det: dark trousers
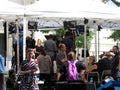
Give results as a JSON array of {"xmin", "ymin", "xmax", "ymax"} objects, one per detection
[
  {"xmin": 0, "ymin": 74, "xmax": 4, "ymax": 90},
  {"xmin": 40, "ymin": 73, "xmax": 51, "ymax": 86},
  {"xmin": 50, "ymin": 55, "xmax": 56, "ymax": 76}
]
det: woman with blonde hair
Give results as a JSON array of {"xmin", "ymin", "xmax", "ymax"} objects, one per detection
[
  {"xmin": 34, "ymin": 39, "xmax": 44, "ymax": 58},
  {"xmin": 19, "ymin": 48, "xmax": 39, "ymax": 90}
]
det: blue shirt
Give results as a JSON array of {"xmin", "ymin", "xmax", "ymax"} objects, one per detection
[
  {"xmin": 111, "ymin": 52, "xmax": 120, "ymax": 79},
  {"xmin": 62, "ymin": 38, "xmax": 72, "ymax": 54},
  {"xmin": 0, "ymin": 55, "xmax": 4, "ymax": 74},
  {"xmin": 19, "ymin": 37, "xmax": 23, "ymax": 57}
]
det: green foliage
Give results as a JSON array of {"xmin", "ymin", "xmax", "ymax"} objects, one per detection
[
  {"xmin": 108, "ymin": 30, "xmax": 120, "ymax": 41},
  {"xmin": 111, "ymin": 0, "xmax": 120, "ymax": 7},
  {"xmin": 55, "ymin": 29, "xmax": 67, "ymax": 37},
  {"xmin": 40, "ymin": 30, "xmax": 50, "ymax": 33},
  {"xmin": 75, "ymin": 31, "xmax": 95, "ymax": 49}
]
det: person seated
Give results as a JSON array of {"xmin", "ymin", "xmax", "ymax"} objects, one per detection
[
  {"xmin": 85, "ymin": 52, "xmax": 114, "ymax": 81},
  {"xmin": 57, "ymin": 51, "xmax": 87, "ymax": 83},
  {"xmin": 87, "ymin": 56, "xmax": 96, "ymax": 67},
  {"xmin": 76, "ymin": 61, "xmax": 88, "ymax": 83},
  {"xmin": 97, "ymin": 51, "xmax": 113, "ymax": 78},
  {"xmin": 86, "ymin": 56, "xmax": 98, "ymax": 73}
]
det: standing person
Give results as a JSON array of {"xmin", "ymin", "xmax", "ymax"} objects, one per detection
[
  {"xmin": 0, "ymin": 54, "xmax": 4, "ymax": 90},
  {"xmin": 62, "ymin": 31, "xmax": 73, "ymax": 55},
  {"xmin": 19, "ymin": 33, "xmax": 23, "ymax": 65},
  {"xmin": 13, "ymin": 33, "xmax": 23, "ymax": 66},
  {"xmin": 34, "ymin": 39, "xmax": 44, "ymax": 58},
  {"xmin": 37, "ymin": 49, "xmax": 52, "ymax": 87},
  {"xmin": 56, "ymin": 43, "xmax": 67, "ymax": 75},
  {"xmin": 19, "ymin": 48, "xmax": 39, "ymax": 90},
  {"xmin": 44, "ymin": 34, "xmax": 57, "ymax": 76},
  {"xmin": 44, "ymin": 34, "xmax": 57, "ymax": 60},
  {"xmin": 111, "ymin": 45, "xmax": 120, "ymax": 80}
]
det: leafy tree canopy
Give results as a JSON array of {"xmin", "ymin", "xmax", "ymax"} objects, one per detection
[
  {"xmin": 108, "ymin": 30, "xmax": 120, "ymax": 41},
  {"xmin": 111, "ymin": 0, "xmax": 120, "ymax": 6},
  {"xmin": 75, "ymin": 31, "xmax": 95, "ymax": 49}
]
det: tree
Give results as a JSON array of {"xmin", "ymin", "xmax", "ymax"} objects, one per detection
[
  {"xmin": 111, "ymin": 0, "xmax": 120, "ymax": 7},
  {"xmin": 101, "ymin": 0, "xmax": 120, "ymax": 7},
  {"xmin": 75, "ymin": 30, "xmax": 95, "ymax": 49},
  {"xmin": 108, "ymin": 30, "xmax": 120, "ymax": 41}
]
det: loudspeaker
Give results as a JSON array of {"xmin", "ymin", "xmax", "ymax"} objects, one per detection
[
  {"xmin": 8, "ymin": 22, "xmax": 16, "ymax": 34},
  {"xmin": 28, "ymin": 21, "xmax": 37, "ymax": 30},
  {"xmin": 63, "ymin": 21, "xmax": 76, "ymax": 30},
  {"xmin": 76, "ymin": 25, "xmax": 84, "ymax": 35}
]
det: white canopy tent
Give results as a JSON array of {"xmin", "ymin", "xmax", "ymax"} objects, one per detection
[
  {"xmin": 0, "ymin": 0, "xmax": 23, "ymax": 14},
  {"xmin": 24, "ymin": 0, "xmax": 120, "ymax": 32},
  {"xmin": 25, "ymin": 0, "xmax": 120, "ymax": 19},
  {"xmin": 0, "ymin": 0, "xmax": 120, "ymax": 65},
  {"xmin": 0, "ymin": 0, "xmax": 119, "ymax": 29},
  {"xmin": 0, "ymin": 0, "xmax": 24, "ymax": 21},
  {"xmin": 0, "ymin": 0, "xmax": 24, "ymax": 72},
  {"xmin": 23, "ymin": 0, "xmax": 120, "ymax": 63}
]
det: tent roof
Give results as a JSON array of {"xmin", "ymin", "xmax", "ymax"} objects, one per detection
[
  {"xmin": 9, "ymin": 0, "xmax": 35, "ymax": 5},
  {"xmin": 0, "ymin": 0, "xmax": 24, "ymax": 21},
  {"xmin": 0, "ymin": 0, "xmax": 120, "ymax": 29},
  {"xmin": 0, "ymin": 0, "xmax": 23, "ymax": 15},
  {"xmin": 24, "ymin": 0, "xmax": 120, "ymax": 29},
  {"xmin": 25, "ymin": 0, "xmax": 120, "ymax": 19}
]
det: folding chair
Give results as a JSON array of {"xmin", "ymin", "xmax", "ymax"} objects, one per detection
[
  {"xmin": 101, "ymin": 70, "xmax": 111, "ymax": 81},
  {"xmin": 86, "ymin": 71, "xmax": 100, "ymax": 88}
]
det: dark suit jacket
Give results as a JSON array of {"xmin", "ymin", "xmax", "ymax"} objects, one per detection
[{"xmin": 97, "ymin": 57, "xmax": 112, "ymax": 77}]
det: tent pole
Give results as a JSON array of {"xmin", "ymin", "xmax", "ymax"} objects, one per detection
[
  {"xmin": 84, "ymin": 24, "xmax": 87, "ymax": 65},
  {"xmin": 16, "ymin": 21, "xmax": 19, "ymax": 73},
  {"xmin": 23, "ymin": 16, "xmax": 27, "ymax": 60},
  {"xmin": 84, "ymin": 18, "xmax": 88, "ymax": 65},
  {"xmin": 97, "ymin": 30, "xmax": 100, "ymax": 61},
  {"xmin": 95, "ymin": 26, "xmax": 99, "ymax": 62},
  {"xmin": 93, "ymin": 21, "xmax": 98, "ymax": 62}
]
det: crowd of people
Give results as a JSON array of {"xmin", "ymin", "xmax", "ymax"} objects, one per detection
[{"xmin": 3, "ymin": 32, "xmax": 120, "ymax": 90}]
